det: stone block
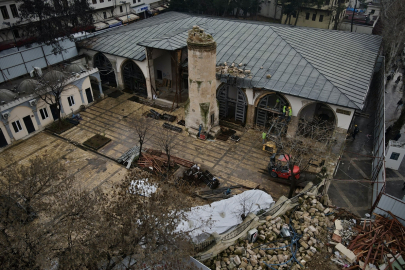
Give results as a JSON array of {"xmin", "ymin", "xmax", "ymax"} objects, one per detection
[{"xmin": 335, "ymin": 243, "xmax": 356, "ymax": 263}]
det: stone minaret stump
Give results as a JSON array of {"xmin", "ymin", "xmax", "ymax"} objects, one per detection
[{"xmin": 185, "ymin": 26, "xmax": 219, "ymax": 136}]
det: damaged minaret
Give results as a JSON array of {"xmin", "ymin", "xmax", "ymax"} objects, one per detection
[{"xmin": 185, "ymin": 26, "xmax": 219, "ymax": 136}]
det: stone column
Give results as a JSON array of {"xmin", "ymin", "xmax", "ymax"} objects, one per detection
[
  {"xmin": 98, "ymin": 81, "xmax": 104, "ymax": 98},
  {"xmin": 146, "ymin": 48, "xmax": 156, "ymax": 100},
  {"xmin": 286, "ymin": 116, "xmax": 298, "ymax": 138},
  {"xmin": 185, "ymin": 26, "xmax": 219, "ymax": 135},
  {"xmin": 246, "ymin": 104, "xmax": 256, "ymax": 128}
]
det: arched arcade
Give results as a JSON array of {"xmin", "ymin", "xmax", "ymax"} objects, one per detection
[
  {"xmin": 121, "ymin": 60, "xmax": 147, "ymax": 97},
  {"xmin": 93, "ymin": 53, "xmax": 117, "ymax": 87},
  {"xmin": 216, "ymin": 84, "xmax": 248, "ymax": 125}
]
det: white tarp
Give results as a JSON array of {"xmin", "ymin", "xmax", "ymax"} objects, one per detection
[
  {"xmin": 118, "ymin": 14, "xmax": 139, "ymax": 23},
  {"xmin": 94, "ymin": 22, "xmax": 108, "ymax": 31},
  {"xmin": 176, "ymin": 190, "xmax": 274, "ymax": 243}
]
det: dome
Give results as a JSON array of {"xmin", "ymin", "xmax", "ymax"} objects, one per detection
[
  {"xmin": 42, "ymin": 70, "xmax": 66, "ymax": 82},
  {"xmin": 17, "ymin": 79, "xmax": 40, "ymax": 94},
  {"xmin": 65, "ymin": 63, "xmax": 86, "ymax": 73},
  {"xmin": 0, "ymin": 89, "xmax": 17, "ymax": 103}
]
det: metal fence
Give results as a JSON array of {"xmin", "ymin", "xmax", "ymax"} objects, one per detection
[
  {"xmin": 370, "ymin": 57, "xmax": 405, "ymax": 226},
  {"xmin": 0, "ymin": 39, "xmax": 78, "ymax": 83}
]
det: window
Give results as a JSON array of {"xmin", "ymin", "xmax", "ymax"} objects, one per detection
[
  {"xmin": 157, "ymin": 70, "xmax": 163, "ymax": 80},
  {"xmin": 305, "ymin": 13, "xmax": 310, "ymax": 20},
  {"xmin": 39, "ymin": 108, "xmax": 49, "ymax": 120},
  {"xmin": 133, "ymin": 0, "xmax": 136, "ymax": 3},
  {"xmin": 319, "ymin": 15, "xmax": 324, "ymax": 22},
  {"xmin": 12, "ymin": 120, "xmax": 22, "ymax": 133},
  {"xmin": 13, "ymin": 29, "xmax": 20, "ymax": 38},
  {"xmin": 120, "ymin": 6, "xmax": 123, "ymax": 13},
  {"xmin": 103, "ymin": 11, "xmax": 107, "ymax": 19},
  {"xmin": 10, "ymin": 4, "xmax": 18, "ymax": 18},
  {"xmin": 100, "ymin": 0, "xmax": 104, "ymax": 3},
  {"xmin": 390, "ymin": 152, "xmax": 400, "ymax": 161},
  {"xmin": 312, "ymin": 14, "xmax": 316, "ymax": 21},
  {"xmin": 371, "ymin": 9, "xmax": 375, "ymax": 14},
  {"xmin": 138, "ymin": 0, "xmax": 141, "ymax": 3},
  {"xmin": 0, "ymin": 6, "xmax": 9, "ymax": 20},
  {"xmin": 68, "ymin": 96, "xmax": 75, "ymax": 107},
  {"xmin": 92, "ymin": 0, "xmax": 97, "ymax": 4}
]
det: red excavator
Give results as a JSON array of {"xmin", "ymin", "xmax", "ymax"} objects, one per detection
[{"xmin": 267, "ymin": 154, "xmax": 300, "ymax": 180}]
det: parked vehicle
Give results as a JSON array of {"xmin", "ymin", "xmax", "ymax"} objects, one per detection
[{"xmin": 267, "ymin": 154, "xmax": 300, "ymax": 180}]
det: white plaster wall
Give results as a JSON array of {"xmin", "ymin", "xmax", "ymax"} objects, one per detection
[
  {"xmin": 8, "ymin": 106, "xmax": 38, "ymax": 140},
  {"xmin": 36, "ymin": 99, "xmax": 54, "ymax": 126},
  {"xmin": 60, "ymin": 85, "xmax": 82, "ymax": 115},
  {"xmin": 0, "ymin": 121, "xmax": 11, "ymax": 145},
  {"xmin": 386, "ymin": 144, "xmax": 405, "ymax": 170},
  {"xmin": 81, "ymin": 77, "xmax": 94, "ymax": 105},
  {"xmin": 153, "ymin": 52, "xmax": 172, "ymax": 81},
  {"xmin": 245, "ymin": 88, "xmax": 254, "ymax": 104}
]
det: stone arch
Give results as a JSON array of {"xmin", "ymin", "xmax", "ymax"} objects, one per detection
[
  {"xmin": 297, "ymin": 101, "xmax": 338, "ymax": 127},
  {"xmin": 216, "ymin": 84, "xmax": 248, "ymax": 125},
  {"xmin": 120, "ymin": 59, "xmax": 147, "ymax": 97},
  {"xmin": 255, "ymin": 92, "xmax": 291, "ymax": 127},
  {"xmin": 93, "ymin": 53, "xmax": 117, "ymax": 87}
]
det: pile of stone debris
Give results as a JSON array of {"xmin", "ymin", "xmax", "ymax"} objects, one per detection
[{"xmin": 204, "ymin": 194, "xmax": 338, "ymax": 270}]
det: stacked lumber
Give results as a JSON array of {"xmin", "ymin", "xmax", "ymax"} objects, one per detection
[
  {"xmin": 347, "ymin": 212, "xmax": 405, "ymax": 268},
  {"xmin": 137, "ymin": 149, "xmax": 195, "ymax": 172}
]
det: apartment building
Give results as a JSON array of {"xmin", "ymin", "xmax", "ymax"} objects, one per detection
[{"xmin": 280, "ymin": 0, "xmax": 350, "ymax": 29}]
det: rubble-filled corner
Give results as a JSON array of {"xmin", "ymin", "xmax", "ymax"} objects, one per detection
[{"xmin": 201, "ymin": 189, "xmax": 405, "ymax": 270}]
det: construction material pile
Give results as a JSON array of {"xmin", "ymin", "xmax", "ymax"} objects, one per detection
[
  {"xmin": 204, "ymin": 194, "xmax": 338, "ymax": 270},
  {"xmin": 137, "ymin": 149, "xmax": 194, "ymax": 173},
  {"xmin": 344, "ymin": 213, "xmax": 405, "ymax": 269},
  {"xmin": 117, "ymin": 146, "xmax": 140, "ymax": 168}
]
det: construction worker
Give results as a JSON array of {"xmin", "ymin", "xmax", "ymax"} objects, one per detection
[
  {"xmin": 262, "ymin": 131, "xmax": 267, "ymax": 144},
  {"xmin": 283, "ymin": 105, "xmax": 287, "ymax": 116},
  {"xmin": 274, "ymin": 98, "xmax": 280, "ymax": 109},
  {"xmin": 288, "ymin": 107, "xmax": 292, "ymax": 121},
  {"xmin": 352, "ymin": 125, "xmax": 360, "ymax": 140}
]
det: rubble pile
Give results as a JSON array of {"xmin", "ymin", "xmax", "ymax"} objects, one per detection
[
  {"xmin": 216, "ymin": 62, "xmax": 253, "ymax": 79},
  {"xmin": 205, "ymin": 194, "xmax": 336, "ymax": 270},
  {"xmin": 344, "ymin": 213, "xmax": 405, "ymax": 269}
]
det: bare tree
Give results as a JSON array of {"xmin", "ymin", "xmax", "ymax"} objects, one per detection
[
  {"xmin": 270, "ymin": 117, "xmax": 335, "ymax": 198},
  {"xmin": 1, "ymin": 158, "xmax": 201, "ymax": 269},
  {"xmin": 380, "ymin": 0, "xmax": 405, "ymax": 73},
  {"xmin": 32, "ymin": 68, "xmax": 74, "ymax": 127},
  {"xmin": 91, "ymin": 169, "xmax": 200, "ymax": 269},
  {"xmin": 155, "ymin": 124, "xmax": 178, "ymax": 173},
  {"xmin": 0, "ymin": 154, "xmax": 79, "ymax": 269},
  {"xmin": 128, "ymin": 116, "xmax": 154, "ymax": 159},
  {"xmin": 17, "ymin": 0, "xmax": 94, "ymax": 54}
]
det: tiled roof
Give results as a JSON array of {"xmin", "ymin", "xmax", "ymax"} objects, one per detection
[{"xmin": 77, "ymin": 12, "xmax": 382, "ymax": 109}]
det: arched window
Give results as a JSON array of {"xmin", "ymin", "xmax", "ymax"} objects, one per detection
[
  {"xmin": 216, "ymin": 84, "xmax": 247, "ymax": 125},
  {"xmin": 93, "ymin": 53, "xmax": 117, "ymax": 87},
  {"xmin": 122, "ymin": 60, "xmax": 147, "ymax": 97}
]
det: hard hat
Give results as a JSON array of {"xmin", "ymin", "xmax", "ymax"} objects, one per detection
[
  {"xmin": 288, "ymin": 106, "xmax": 291, "ymax": 109},
  {"xmin": 355, "ymin": 125, "xmax": 357, "ymax": 127}
]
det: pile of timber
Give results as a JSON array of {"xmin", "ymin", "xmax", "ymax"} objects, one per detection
[
  {"xmin": 347, "ymin": 212, "xmax": 405, "ymax": 268},
  {"xmin": 137, "ymin": 149, "xmax": 195, "ymax": 172}
]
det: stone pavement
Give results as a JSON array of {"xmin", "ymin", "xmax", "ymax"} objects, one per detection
[
  {"xmin": 0, "ymin": 132, "xmax": 127, "ymax": 191},
  {"xmin": 59, "ymin": 92, "xmax": 290, "ymax": 200}
]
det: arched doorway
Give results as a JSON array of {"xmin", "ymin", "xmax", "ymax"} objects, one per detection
[
  {"xmin": 122, "ymin": 60, "xmax": 147, "ymax": 97},
  {"xmin": 298, "ymin": 102, "xmax": 336, "ymax": 136},
  {"xmin": 255, "ymin": 93, "xmax": 289, "ymax": 127},
  {"xmin": 216, "ymin": 84, "xmax": 247, "ymax": 125},
  {"xmin": 93, "ymin": 53, "xmax": 117, "ymax": 87}
]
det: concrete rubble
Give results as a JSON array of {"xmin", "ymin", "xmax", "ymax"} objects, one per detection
[{"xmin": 204, "ymin": 194, "xmax": 336, "ymax": 270}]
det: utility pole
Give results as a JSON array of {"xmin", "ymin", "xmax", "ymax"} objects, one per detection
[
  {"xmin": 350, "ymin": 0, "xmax": 357, "ymax": 32},
  {"xmin": 120, "ymin": 1, "xmax": 129, "ymax": 23}
]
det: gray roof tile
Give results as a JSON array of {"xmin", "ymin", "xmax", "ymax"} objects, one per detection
[{"xmin": 77, "ymin": 12, "xmax": 382, "ymax": 109}]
